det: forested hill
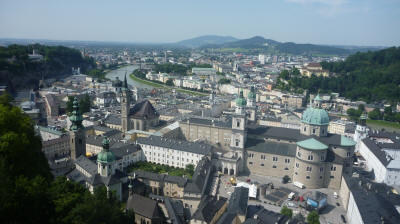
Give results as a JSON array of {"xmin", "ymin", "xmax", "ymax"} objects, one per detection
[
  {"xmin": 277, "ymin": 47, "xmax": 400, "ymax": 103},
  {"xmin": 0, "ymin": 44, "xmax": 95, "ymax": 93}
]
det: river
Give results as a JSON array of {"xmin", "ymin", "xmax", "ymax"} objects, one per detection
[{"xmin": 105, "ymin": 65, "xmax": 153, "ymax": 90}]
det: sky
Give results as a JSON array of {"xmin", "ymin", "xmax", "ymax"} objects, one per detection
[{"xmin": 0, "ymin": 0, "xmax": 399, "ymax": 46}]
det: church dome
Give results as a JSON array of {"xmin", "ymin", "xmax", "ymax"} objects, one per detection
[
  {"xmin": 236, "ymin": 90, "xmax": 247, "ymax": 107},
  {"xmin": 301, "ymin": 107, "xmax": 329, "ymax": 126},
  {"xmin": 97, "ymin": 137, "xmax": 115, "ymax": 163}
]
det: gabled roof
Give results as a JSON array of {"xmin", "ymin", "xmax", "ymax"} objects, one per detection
[
  {"xmin": 126, "ymin": 194, "xmax": 163, "ymax": 220},
  {"xmin": 129, "ymin": 100, "xmax": 158, "ymax": 119},
  {"xmin": 228, "ymin": 187, "xmax": 249, "ymax": 216},
  {"xmin": 297, "ymin": 138, "xmax": 328, "ymax": 150},
  {"xmin": 191, "ymin": 196, "xmax": 227, "ymax": 223}
]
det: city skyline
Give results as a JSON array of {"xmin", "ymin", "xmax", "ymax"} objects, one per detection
[{"xmin": 1, "ymin": 0, "xmax": 400, "ymax": 46}]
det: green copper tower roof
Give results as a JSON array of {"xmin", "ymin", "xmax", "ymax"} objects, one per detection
[
  {"xmin": 297, "ymin": 138, "xmax": 328, "ymax": 150},
  {"xmin": 97, "ymin": 137, "xmax": 115, "ymax": 163},
  {"xmin": 247, "ymin": 86, "xmax": 256, "ymax": 100},
  {"xmin": 314, "ymin": 94, "xmax": 323, "ymax": 102},
  {"xmin": 340, "ymin": 135, "xmax": 356, "ymax": 147},
  {"xmin": 69, "ymin": 97, "xmax": 83, "ymax": 131},
  {"xmin": 236, "ymin": 89, "xmax": 247, "ymax": 107}
]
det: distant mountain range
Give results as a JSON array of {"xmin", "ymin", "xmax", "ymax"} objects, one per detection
[
  {"xmin": 175, "ymin": 35, "xmax": 238, "ymax": 48},
  {"xmin": 176, "ymin": 35, "xmax": 386, "ymax": 55}
]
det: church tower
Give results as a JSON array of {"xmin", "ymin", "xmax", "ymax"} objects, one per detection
[
  {"xmin": 246, "ymin": 86, "xmax": 257, "ymax": 122},
  {"xmin": 97, "ymin": 137, "xmax": 116, "ymax": 177},
  {"xmin": 354, "ymin": 112, "xmax": 368, "ymax": 151},
  {"xmin": 69, "ymin": 97, "xmax": 86, "ymax": 160},
  {"xmin": 121, "ymin": 74, "xmax": 131, "ymax": 133},
  {"xmin": 231, "ymin": 90, "xmax": 247, "ymax": 156}
]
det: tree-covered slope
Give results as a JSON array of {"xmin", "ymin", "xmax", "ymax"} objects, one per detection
[
  {"xmin": 0, "ymin": 44, "xmax": 95, "ymax": 93},
  {"xmin": 277, "ymin": 47, "xmax": 400, "ymax": 103}
]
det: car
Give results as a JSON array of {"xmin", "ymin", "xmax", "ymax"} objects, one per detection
[{"xmin": 341, "ymin": 215, "xmax": 347, "ymax": 223}]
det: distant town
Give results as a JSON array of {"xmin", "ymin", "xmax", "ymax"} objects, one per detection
[{"xmin": 1, "ymin": 38, "xmax": 400, "ymax": 224}]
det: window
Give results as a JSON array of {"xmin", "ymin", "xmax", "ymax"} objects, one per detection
[
  {"xmin": 331, "ymin": 166, "xmax": 336, "ymax": 171},
  {"xmin": 249, "ymin": 162, "xmax": 253, "ymax": 165},
  {"xmin": 306, "ymin": 167, "xmax": 312, "ymax": 172},
  {"xmin": 284, "ymin": 167, "xmax": 289, "ymax": 170},
  {"xmin": 237, "ymin": 121, "xmax": 240, "ymax": 127},
  {"xmin": 304, "ymin": 127, "xmax": 306, "ymax": 132},
  {"xmin": 306, "ymin": 176, "xmax": 310, "ymax": 179},
  {"xmin": 297, "ymin": 152, "xmax": 301, "ymax": 157},
  {"xmin": 295, "ymin": 172, "xmax": 298, "ymax": 175},
  {"xmin": 330, "ymin": 176, "xmax": 335, "ymax": 179},
  {"xmin": 313, "ymin": 129, "xmax": 316, "ymax": 134},
  {"xmin": 261, "ymin": 155, "xmax": 266, "ymax": 160},
  {"xmin": 320, "ymin": 176, "xmax": 323, "ymax": 179},
  {"xmin": 296, "ymin": 163, "xmax": 299, "ymax": 168},
  {"xmin": 285, "ymin": 159, "xmax": 290, "ymax": 163},
  {"xmin": 308, "ymin": 155, "xmax": 314, "ymax": 160},
  {"xmin": 320, "ymin": 167, "xmax": 324, "ymax": 172},
  {"xmin": 322, "ymin": 129, "xmax": 325, "ymax": 134},
  {"xmin": 347, "ymin": 152, "xmax": 351, "ymax": 157},
  {"xmin": 321, "ymin": 155, "xmax": 325, "ymax": 161},
  {"xmin": 261, "ymin": 163, "xmax": 264, "ymax": 166},
  {"xmin": 273, "ymin": 157, "xmax": 278, "ymax": 161},
  {"xmin": 272, "ymin": 165, "xmax": 277, "ymax": 168}
]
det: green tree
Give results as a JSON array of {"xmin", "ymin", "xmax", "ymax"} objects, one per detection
[
  {"xmin": 166, "ymin": 79, "xmax": 174, "ymax": 86},
  {"xmin": 358, "ymin": 104, "xmax": 365, "ymax": 112},
  {"xmin": 0, "ymin": 95, "xmax": 53, "ymax": 223},
  {"xmin": 368, "ymin": 108, "xmax": 381, "ymax": 120},
  {"xmin": 307, "ymin": 211, "xmax": 320, "ymax": 224},
  {"xmin": 280, "ymin": 206, "xmax": 293, "ymax": 218},
  {"xmin": 185, "ymin": 164, "xmax": 195, "ymax": 177},
  {"xmin": 218, "ymin": 78, "xmax": 231, "ymax": 84},
  {"xmin": 347, "ymin": 108, "xmax": 362, "ymax": 121}
]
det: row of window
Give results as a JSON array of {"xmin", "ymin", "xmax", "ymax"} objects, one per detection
[{"xmin": 294, "ymin": 172, "xmax": 335, "ymax": 179}]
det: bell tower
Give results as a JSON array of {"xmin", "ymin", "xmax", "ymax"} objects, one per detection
[
  {"xmin": 231, "ymin": 90, "xmax": 247, "ymax": 154},
  {"xmin": 69, "ymin": 97, "xmax": 86, "ymax": 160},
  {"xmin": 121, "ymin": 73, "xmax": 131, "ymax": 133}
]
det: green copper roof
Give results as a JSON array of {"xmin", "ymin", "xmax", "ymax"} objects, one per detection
[
  {"xmin": 297, "ymin": 138, "xmax": 328, "ymax": 150},
  {"xmin": 236, "ymin": 90, "xmax": 247, "ymax": 107},
  {"xmin": 97, "ymin": 137, "xmax": 115, "ymax": 163},
  {"xmin": 301, "ymin": 107, "xmax": 330, "ymax": 126},
  {"xmin": 247, "ymin": 86, "xmax": 256, "ymax": 100},
  {"xmin": 314, "ymin": 94, "xmax": 323, "ymax": 102},
  {"xmin": 341, "ymin": 135, "xmax": 356, "ymax": 147},
  {"xmin": 69, "ymin": 97, "xmax": 83, "ymax": 131}
]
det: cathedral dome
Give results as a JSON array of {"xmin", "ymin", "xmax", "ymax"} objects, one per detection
[{"xmin": 301, "ymin": 107, "xmax": 329, "ymax": 126}]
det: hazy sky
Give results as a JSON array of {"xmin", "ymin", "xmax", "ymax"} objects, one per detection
[{"xmin": 1, "ymin": 0, "xmax": 399, "ymax": 46}]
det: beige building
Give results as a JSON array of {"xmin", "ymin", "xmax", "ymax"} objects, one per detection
[
  {"xmin": 281, "ymin": 94, "xmax": 305, "ymax": 109},
  {"xmin": 328, "ymin": 119, "xmax": 355, "ymax": 135},
  {"xmin": 179, "ymin": 117, "xmax": 233, "ymax": 150},
  {"xmin": 246, "ymin": 95, "xmax": 356, "ymax": 189}
]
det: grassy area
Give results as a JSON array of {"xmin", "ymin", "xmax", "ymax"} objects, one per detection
[
  {"xmin": 129, "ymin": 74, "xmax": 208, "ymax": 96},
  {"xmin": 127, "ymin": 161, "xmax": 194, "ymax": 179},
  {"xmin": 367, "ymin": 119, "xmax": 400, "ymax": 131}
]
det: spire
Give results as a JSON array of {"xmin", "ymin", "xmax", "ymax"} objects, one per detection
[
  {"xmin": 69, "ymin": 97, "xmax": 83, "ymax": 131},
  {"xmin": 123, "ymin": 72, "xmax": 128, "ymax": 89},
  {"xmin": 102, "ymin": 136, "xmax": 110, "ymax": 151}
]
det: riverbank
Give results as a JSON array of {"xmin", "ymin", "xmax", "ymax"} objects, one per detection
[{"xmin": 129, "ymin": 74, "xmax": 208, "ymax": 96}]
